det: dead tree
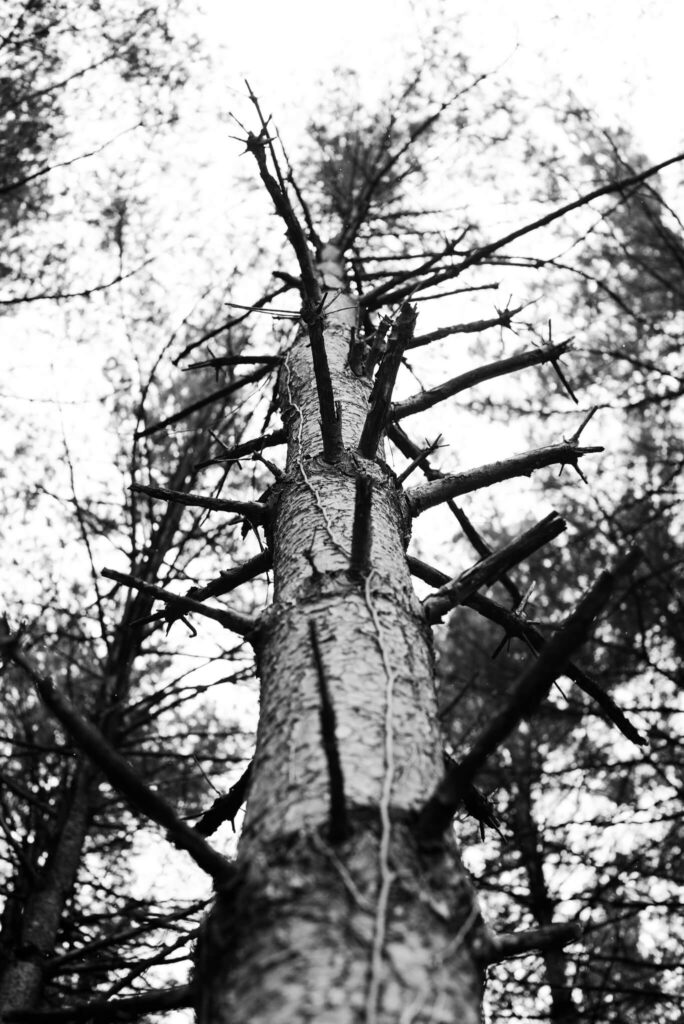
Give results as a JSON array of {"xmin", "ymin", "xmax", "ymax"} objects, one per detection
[{"xmin": 3, "ymin": 89, "xmax": 681, "ymax": 1024}]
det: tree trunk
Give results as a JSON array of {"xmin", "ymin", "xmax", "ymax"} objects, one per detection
[
  {"xmin": 199, "ymin": 248, "xmax": 486, "ymax": 1024},
  {"xmin": 0, "ymin": 765, "xmax": 94, "ymax": 1015}
]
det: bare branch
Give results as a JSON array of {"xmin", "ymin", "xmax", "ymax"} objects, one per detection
[
  {"xmin": 3, "ymin": 637, "xmax": 233, "ymax": 881},
  {"xmin": 4, "ymin": 984, "xmax": 195, "ymax": 1023},
  {"xmin": 101, "ymin": 568, "xmax": 255, "ymax": 638},
  {"xmin": 131, "ymin": 482, "xmax": 267, "ymax": 524},
  {"xmin": 138, "ymin": 552, "xmax": 272, "ymax": 627},
  {"xmin": 485, "ymin": 922, "xmax": 583, "ymax": 964},
  {"xmin": 423, "ymin": 512, "xmax": 566, "ymax": 623},
  {"xmin": 408, "ymin": 555, "xmax": 646, "ymax": 746},
  {"xmin": 394, "ymin": 339, "xmax": 572, "ymax": 421},
  {"xmin": 194, "ymin": 762, "xmax": 253, "ymax": 837},
  {"xmin": 406, "ymin": 440, "xmax": 603, "ymax": 517},
  {"xmin": 358, "ymin": 302, "xmax": 417, "ymax": 459},
  {"xmin": 196, "ymin": 427, "xmax": 287, "ymax": 468},
  {"xmin": 406, "ymin": 305, "xmax": 526, "ymax": 352},
  {"xmin": 183, "ymin": 355, "xmax": 282, "ymax": 371},
  {"xmin": 416, "ymin": 549, "xmax": 643, "ymax": 843},
  {"xmin": 362, "ymin": 151, "xmax": 684, "ymax": 310},
  {"xmin": 136, "ymin": 364, "xmax": 273, "ymax": 439}
]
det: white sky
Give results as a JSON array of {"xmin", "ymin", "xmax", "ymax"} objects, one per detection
[{"xmin": 203, "ymin": 0, "xmax": 682, "ymax": 162}]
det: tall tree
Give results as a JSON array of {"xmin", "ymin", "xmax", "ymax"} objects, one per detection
[{"xmin": 3, "ymin": 74, "xmax": 683, "ymax": 1024}]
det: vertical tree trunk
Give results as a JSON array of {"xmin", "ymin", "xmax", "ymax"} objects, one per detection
[
  {"xmin": 199, "ymin": 248, "xmax": 486, "ymax": 1024},
  {"xmin": 0, "ymin": 766, "xmax": 94, "ymax": 1015}
]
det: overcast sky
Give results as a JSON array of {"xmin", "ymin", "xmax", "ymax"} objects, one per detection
[{"xmin": 204, "ymin": 0, "xmax": 681, "ymax": 162}]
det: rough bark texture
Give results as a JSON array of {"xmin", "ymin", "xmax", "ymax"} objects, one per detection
[{"xmin": 199, "ymin": 248, "xmax": 486, "ymax": 1024}]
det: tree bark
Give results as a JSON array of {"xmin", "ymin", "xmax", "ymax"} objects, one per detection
[{"xmin": 199, "ymin": 247, "xmax": 486, "ymax": 1024}]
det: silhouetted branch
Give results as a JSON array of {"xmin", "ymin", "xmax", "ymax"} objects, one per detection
[
  {"xmin": 3, "ymin": 636, "xmax": 233, "ymax": 882},
  {"xmin": 136, "ymin": 364, "xmax": 273, "ymax": 439},
  {"xmin": 393, "ymin": 339, "xmax": 572, "ymax": 421},
  {"xmin": 359, "ymin": 302, "xmax": 417, "ymax": 459},
  {"xmin": 485, "ymin": 922, "xmax": 583, "ymax": 964},
  {"xmin": 173, "ymin": 281, "xmax": 294, "ymax": 364},
  {"xmin": 131, "ymin": 483, "xmax": 267, "ymax": 524},
  {"xmin": 406, "ymin": 305, "xmax": 526, "ymax": 351},
  {"xmin": 423, "ymin": 512, "xmax": 566, "ymax": 623},
  {"xmin": 195, "ymin": 762, "xmax": 253, "ymax": 836},
  {"xmin": 406, "ymin": 440, "xmax": 603, "ymax": 517},
  {"xmin": 362, "ymin": 151, "xmax": 684, "ymax": 310},
  {"xmin": 101, "ymin": 568, "xmax": 255, "ymax": 637},
  {"xmin": 183, "ymin": 355, "xmax": 282, "ymax": 371},
  {"xmin": 4, "ymin": 984, "xmax": 195, "ymax": 1022},
  {"xmin": 196, "ymin": 427, "xmax": 287, "ymax": 468},
  {"xmin": 416, "ymin": 549, "xmax": 643, "ymax": 843},
  {"xmin": 408, "ymin": 555, "xmax": 646, "ymax": 747},
  {"xmin": 308, "ymin": 314, "xmax": 344, "ymax": 462},
  {"xmin": 138, "ymin": 552, "xmax": 272, "ymax": 627}
]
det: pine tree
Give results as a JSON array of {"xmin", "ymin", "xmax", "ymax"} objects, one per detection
[{"xmin": 3, "ymin": 79, "xmax": 683, "ymax": 1024}]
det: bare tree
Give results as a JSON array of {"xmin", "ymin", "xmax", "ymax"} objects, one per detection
[{"xmin": 3, "ymin": 75, "xmax": 683, "ymax": 1024}]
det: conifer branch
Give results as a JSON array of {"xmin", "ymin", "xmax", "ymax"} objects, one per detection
[
  {"xmin": 406, "ymin": 440, "xmax": 603, "ymax": 517},
  {"xmin": 362, "ymin": 151, "xmax": 684, "ymax": 310},
  {"xmin": 408, "ymin": 556, "xmax": 645, "ymax": 747},
  {"xmin": 138, "ymin": 552, "xmax": 272, "ymax": 627},
  {"xmin": 195, "ymin": 427, "xmax": 287, "ymax": 468},
  {"xmin": 4, "ymin": 984, "xmax": 196, "ymax": 1022},
  {"xmin": 393, "ymin": 339, "xmax": 572, "ymax": 421},
  {"xmin": 136, "ymin": 364, "xmax": 273, "ymax": 438},
  {"xmin": 3, "ymin": 639, "xmax": 233, "ymax": 882},
  {"xmin": 416, "ymin": 549, "xmax": 642, "ymax": 843},
  {"xmin": 485, "ymin": 922, "xmax": 583, "ymax": 964},
  {"xmin": 131, "ymin": 483, "xmax": 267, "ymax": 524},
  {"xmin": 358, "ymin": 302, "xmax": 417, "ymax": 459},
  {"xmin": 350, "ymin": 476, "xmax": 374, "ymax": 578},
  {"xmin": 406, "ymin": 305, "xmax": 527, "ymax": 351},
  {"xmin": 194, "ymin": 762, "xmax": 253, "ymax": 836},
  {"xmin": 423, "ymin": 512, "xmax": 566, "ymax": 623},
  {"xmin": 101, "ymin": 568, "xmax": 255, "ymax": 637},
  {"xmin": 183, "ymin": 355, "xmax": 282, "ymax": 371}
]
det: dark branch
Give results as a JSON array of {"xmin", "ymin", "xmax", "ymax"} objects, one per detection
[
  {"xmin": 393, "ymin": 339, "xmax": 572, "ymax": 422},
  {"xmin": 406, "ymin": 440, "xmax": 603, "ymax": 517},
  {"xmin": 349, "ymin": 476, "xmax": 374, "ymax": 578},
  {"xmin": 408, "ymin": 556, "xmax": 645, "ymax": 747},
  {"xmin": 406, "ymin": 305, "xmax": 526, "ymax": 352},
  {"xmin": 362, "ymin": 151, "xmax": 684, "ymax": 309},
  {"xmin": 183, "ymin": 355, "xmax": 282, "ymax": 371},
  {"xmin": 140, "ymin": 552, "xmax": 272, "ymax": 627},
  {"xmin": 4, "ymin": 984, "xmax": 195, "ymax": 1023},
  {"xmin": 5, "ymin": 640, "xmax": 233, "ymax": 881},
  {"xmin": 196, "ymin": 427, "xmax": 287, "ymax": 468},
  {"xmin": 307, "ymin": 313, "xmax": 344, "ymax": 462},
  {"xmin": 358, "ymin": 302, "xmax": 417, "ymax": 459},
  {"xmin": 416, "ymin": 549, "xmax": 643, "ymax": 843},
  {"xmin": 194, "ymin": 762, "xmax": 253, "ymax": 836},
  {"xmin": 101, "ymin": 568, "xmax": 255, "ymax": 637},
  {"xmin": 423, "ymin": 512, "xmax": 566, "ymax": 623},
  {"xmin": 310, "ymin": 620, "xmax": 349, "ymax": 843},
  {"xmin": 131, "ymin": 482, "xmax": 267, "ymax": 524},
  {"xmin": 485, "ymin": 923, "xmax": 583, "ymax": 964},
  {"xmin": 136, "ymin": 364, "xmax": 273, "ymax": 439}
]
